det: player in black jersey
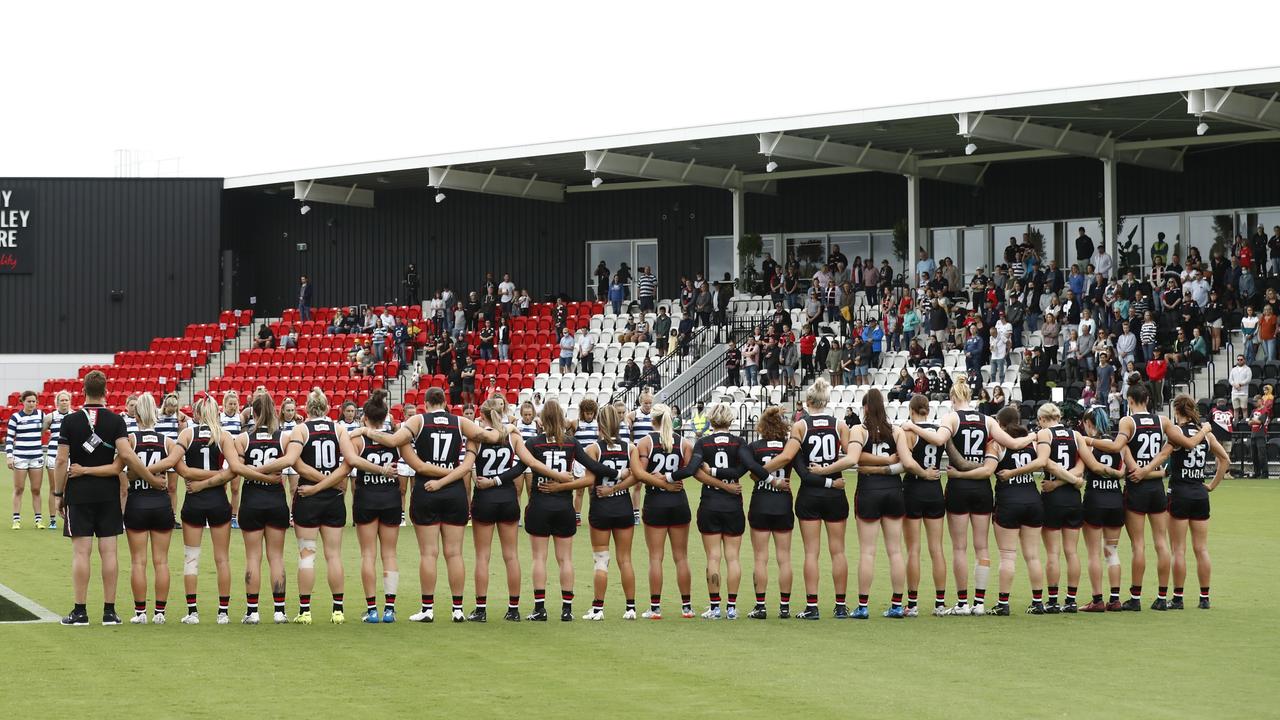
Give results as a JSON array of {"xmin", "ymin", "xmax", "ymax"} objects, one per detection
[
  {"xmin": 507, "ymin": 399, "xmax": 618, "ymax": 621},
  {"xmin": 691, "ymin": 404, "xmax": 749, "ymax": 620},
  {"xmin": 815, "ymin": 390, "xmax": 934, "ymax": 618},
  {"xmin": 582, "ymin": 404, "xmax": 639, "ymax": 621},
  {"xmin": 255, "ymin": 389, "xmax": 355, "ymax": 624},
  {"xmin": 345, "ymin": 392, "xmax": 405, "ymax": 623},
  {"xmin": 1092, "ymin": 384, "xmax": 1210, "ymax": 610},
  {"xmin": 1029, "ymin": 403, "xmax": 1123, "ymax": 614},
  {"xmin": 740, "ymin": 408, "xmax": 796, "ymax": 619},
  {"xmin": 905, "ymin": 376, "xmax": 1031, "ymax": 616},
  {"xmin": 363, "ymin": 387, "xmax": 500, "ymax": 623},
  {"xmin": 1131, "ymin": 395, "xmax": 1229, "ymax": 610},
  {"xmin": 901, "ymin": 394, "xmax": 949, "ymax": 616},
  {"xmin": 170, "ymin": 394, "xmax": 239, "ymax": 624},
  {"xmin": 761, "ymin": 379, "xmax": 859, "ymax": 620},
  {"xmin": 467, "ymin": 399, "xmax": 523, "ymax": 622},
  {"xmin": 631, "ymin": 403, "xmax": 702, "ymax": 619},
  {"xmin": 231, "ymin": 392, "xmax": 293, "ymax": 624},
  {"xmin": 1078, "ymin": 408, "xmax": 1128, "ymax": 612},
  {"xmin": 67, "ymin": 393, "xmax": 180, "ymax": 624}
]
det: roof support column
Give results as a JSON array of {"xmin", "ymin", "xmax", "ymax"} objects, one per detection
[
  {"xmin": 907, "ymin": 175, "xmax": 922, "ymax": 272},
  {"xmin": 731, "ymin": 188, "xmax": 745, "ymax": 281},
  {"xmin": 1102, "ymin": 158, "xmax": 1118, "ymax": 271}
]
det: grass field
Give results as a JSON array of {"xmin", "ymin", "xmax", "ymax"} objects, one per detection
[{"xmin": 1, "ymin": 467, "xmax": 1277, "ymax": 719}]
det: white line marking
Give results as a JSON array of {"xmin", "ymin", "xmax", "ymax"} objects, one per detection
[{"xmin": 0, "ymin": 580, "xmax": 59, "ymax": 623}]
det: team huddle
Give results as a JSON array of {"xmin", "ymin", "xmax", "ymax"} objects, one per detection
[{"xmin": 33, "ymin": 369, "xmax": 1226, "ymax": 626}]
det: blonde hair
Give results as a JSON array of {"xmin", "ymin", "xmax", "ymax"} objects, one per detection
[
  {"xmin": 134, "ymin": 392, "xmax": 158, "ymax": 430},
  {"xmin": 306, "ymin": 387, "xmax": 329, "ymax": 418},
  {"xmin": 252, "ymin": 392, "xmax": 279, "ymax": 434},
  {"xmin": 707, "ymin": 403, "xmax": 734, "ymax": 429},
  {"xmin": 222, "ymin": 390, "xmax": 240, "ymax": 414},
  {"xmin": 950, "ymin": 373, "xmax": 971, "ymax": 404},
  {"xmin": 161, "ymin": 392, "xmax": 179, "ymax": 414},
  {"xmin": 481, "ymin": 398, "xmax": 510, "ymax": 443},
  {"xmin": 55, "ymin": 390, "xmax": 72, "ymax": 405},
  {"xmin": 1037, "ymin": 403, "xmax": 1062, "ymax": 425},
  {"xmin": 540, "ymin": 399, "xmax": 568, "ymax": 443},
  {"xmin": 597, "ymin": 404, "xmax": 621, "ymax": 445},
  {"xmin": 195, "ymin": 395, "xmax": 223, "ymax": 446},
  {"xmin": 651, "ymin": 403, "xmax": 675, "ymax": 452},
  {"xmin": 805, "ymin": 378, "xmax": 831, "ymax": 410}
]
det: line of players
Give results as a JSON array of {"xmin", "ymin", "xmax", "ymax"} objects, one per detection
[{"xmin": 64, "ymin": 374, "xmax": 1227, "ymax": 625}]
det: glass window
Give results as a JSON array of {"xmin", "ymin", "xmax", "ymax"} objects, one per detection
[
  {"xmin": 962, "ymin": 227, "xmax": 988, "ymax": 279},
  {"xmin": 705, "ymin": 236, "xmax": 734, "ymax": 285},
  {"xmin": 1188, "ymin": 213, "xmax": 1234, "ymax": 263},
  {"xmin": 1140, "ymin": 215, "xmax": 1179, "ymax": 268},
  {"xmin": 871, "ymin": 232, "xmax": 898, "ymax": 275},
  {"xmin": 931, "ymin": 228, "xmax": 958, "ymax": 269},
  {"xmin": 587, "ymin": 241, "xmax": 632, "ymax": 301},
  {"xmin": 785, "ymin": 235, "xmax": 827, "ymax": 286},
  {"xmin": 828, "ymin": 233, "xmax": 870, "ymax": 268}
]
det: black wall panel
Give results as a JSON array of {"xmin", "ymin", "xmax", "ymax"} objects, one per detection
[{"xmin": 0, "ymin": 178, "xmax": 222, "ymax": 353}]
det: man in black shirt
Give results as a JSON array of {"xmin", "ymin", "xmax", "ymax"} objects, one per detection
[
  {"xmin": 725, "ymin": 342, "xmax": 742, "ymax": 386},
  {"xmin": 54, "ymin": 371, "xmax": 161, "ymax": 626},
  {"xmin": 1075, "ymin": 227, "xmax": 1094, "ymax": 265}
]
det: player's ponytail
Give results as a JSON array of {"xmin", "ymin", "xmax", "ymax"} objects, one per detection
[
  {"xmin": 1172, "ymin": 394, "xmax": 1199, "ymax": 424},
  {"xmin": 252, "ymin": 392, "xmax": 279, "ymax": 434},
  {"xmin": 950, "ymin": 374, "xmax": 971, "ymax": 405},
  {"xmin": 134, "ymin": 392, "xmax": 158, "ymax": 431},
  {"xmin": 541, "ymin": 399, "xmax": 568, "ymax": 444},
  {"xmin": 195, "ymin": 393, "xmax": 223, "ymax": 446},
  {"xmin": 597, "ymin": 404, "xmax": 620, "ymax": 445},
  {"xmin": 306, "ymin": 387, "xmax": 329, "ymax": 419},
  {"xmin": 805, "ymin": 378, "xmax": 831, "ymax": 410},
  {"xmin": 651, "ymin": 403, "xmax": 675, "ymax": 452},
  {"xmin": 481, "ymin": 398, "xmax": 509, "ymax": 443}
]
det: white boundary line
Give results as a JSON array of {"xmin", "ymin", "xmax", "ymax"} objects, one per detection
[{"xmin": 0, "ymin": 580, "xmax": 59, "ymax": 623}]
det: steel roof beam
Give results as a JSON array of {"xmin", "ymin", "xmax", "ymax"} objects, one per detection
[
  {"xmin": 427, "ymin": 167, "xmax": 564, "ymax": 202},
  {"xmin": 757, "ymin": 132, "xmax": 984, "ymax": 186},
  {"xmin": 957, "ymin": 111, "xmax": 1184, "ymax": 172},
  {"xmin": 291, "ymin": 180, "xmax": 375, "ymax": 208},
  {"xmin": 583, "ymin": 150, "xmax": 773, "ymax": 194},
  {"xmin": 1189, "ymin": 88, "xmax": 1280, "ymax": 132}
]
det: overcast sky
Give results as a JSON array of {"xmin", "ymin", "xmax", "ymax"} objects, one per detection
[{"xmin": 7, "ymin": 1, "xmax": 1276, "ymax": 179}]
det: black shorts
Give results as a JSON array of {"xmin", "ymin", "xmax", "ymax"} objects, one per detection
[
  {"xmin": 472, "ymin": 500, "xmax": 520, "ymax": 525},
  {"xmin": 410, "ymin": 491, "xmax": 469, "ymax": 527},
  {"xmin": 1083, "ymin": 504, "xmax": 1126, "ymax": 528},
  {"xmin": 945, "ymin": 479, "xmax": 994, "ymax": 515},
  {"xmin": 181, "ymin": 500, "xmax": 233, "ymax": 528},
  {"xmin": 124, "ymin": 502, "xmax": 174, "ymax": 533},
  {"xmin": 855, "ymin": 488, "xmax": 906, "ymax": 521},
  {"xmin": 697, "ymin": 507, "xmax": 745, "ymax": 536},
  {"xmin": 353, "ymin": 505, "xmax": 403, "ymax": 526},
  {"xmin": 904, "ymin": 480, "xmax": 946, "ymax": 519},
  {"xmin": 1042, "ymin": 502, "xmax": 1084, "ymax": 530},
  {"xmin": 1124, "ymin": 483, "xmax": 1169, "ymax": 514},
  {"xmin": 525, "ymin": 503, "xmax": 576, "ymax": 537},
  {"xmin": 1168, "ymin": 495, "xmax": 1210, "ymax": 521},
  {"xmin": 292, "ymin": 493, "xmax": 347, "ymax": 528},
  {"xmin": 643, "ymin": 502, "xmax": 692, "ymax": 528},
  {"xmin": 994, "ymin": 501, "xmax": 1043, "ymax": 529},
  {"xmin": 238, "ymin": 504, "xmax": 290, "ymax": 532},
  {"xmin": 589, "ymin": 505, "xmax": 635, "ymax": 531},
  {"xmin": 748, "ymin": 510, "xmax": 795, "ymax": 532},
  {"xmin": 67, "ymin": 500, "xmax": 124, "ymax": 538},
  {"xmin": 794, "ymin": 492, "xmax": 849, "ymax": 522}
]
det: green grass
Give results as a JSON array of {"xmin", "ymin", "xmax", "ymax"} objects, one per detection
[{"xmin": 0, "ymin": 468, "xmax": 1277, "ymax": 718}]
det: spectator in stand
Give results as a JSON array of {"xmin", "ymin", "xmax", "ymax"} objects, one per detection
[
  {"xmin": 1147, "ymin": 348, "xmax": 1168, "ymax": 409},
  {"xmin": 761, "ymin": 336, "xmax": 781, "ymax": 387},
  {"xmin": 1075, "ymin": 227, "xmax": 1094, "ymax": 265},
  {"xmin": 1115, "ymin": 320, "xmax": 1136, "ymax": 367},
  {"xmin": 814, "ymin": 333, "xmax": 832, "ymax": 378},
  {"xmin": 447, "ymin": 363, "xmax": 463, "ymax": 405},
  {"xmin": 653, "ymin": 306, "xmax": 672, "ymax": 354},
  {"xmin": 516, "ymin": 290, "xmax": 531, "ymax": 317},
  {"xmin": 1230, "ymin": 354, "xmax": 1252, "ymax": 421},
  {"xmin": 392, "ymin": 320, "xmax": 410, "ymax": 369},
  {"xmin": 1092, "ymin": 243, "xmax": 1113, "ymax": 280},
  {"xmin": 713, "ymin": 273, "xmax": 734, "ymax": 334},
  {"xmin": 426, "ymin": 291, "xmax": 444, "ymax": 328},
  {"xmin": 882, "ymin": 308, "xmax": 899, "ymax": 352},
  {"xmin": 279, "ymin": 328, "xmax": 298, "ymax": 349},
  {"xmin": 725, "ymin": 341, "xmax": 742, "ymax": 386},
  {"xmin": 693, "ymin": 284, "xmax": 714, "ymax": 328},
  {"xmin": 862, "ymin": 320, "xmax": 884, "ymax": 368},
  {"xmin": 1240, "ymin": 305, "xmax": 1259, "ymax": 364},
  {"xmin": 480, "ymin": 288, "xmax": 498, "ymax": 324},
  {"xmin": 608, "ymin": 275, "xmax": 626, "ymax": 316},
  {"xmin": 900, "ymin": 300, "xmax": 921, "ymax": 350},
  {"xmin": 742, "ymin": 337, "xmax": 759, "ymax": 386},
  {"xmin": 638, "ymin": 266, "xmax": 657, "ymax": 312},
  {"xmin": 496, "ymin": 273, "xmax": 516, "ymax": 317},
  {"xmin": 1249, "ymin": 387, "xmax": 1272, "ymax": 479},
  {"xmin": 594, "ymin": 261, "xmax": 611, "ymax": 301},
  {"xmin": 1260, "ymin": 305, "xmax": 1278, "ymax": 362},
  {"xmin": 617, "ymin": 263, "xmax": 633, "ymax": 293},
  {"xmin": 840, "ymin": 338, "xmax": 857, "ymax": 386},
  {"xmin": 1139, "ymin": 310, "xmax": 1157, "ymax": 363},
  {"xmin": 622, "ymin": 358, "xmax": 641, "ymax": 388},
  {"xmin": 297, "ymin": 275, "xmax": 313, "ymax": 321},
  {"xmin": 478, "ymin": 321, "xmax": 495, "ymax": 360},
  {"xmin": 1270, "ymin": 225, "xmax": 1280, "ymax": 277},
  {"xmin": 929, "ymin": 298, "xmax": 949, "ymax": 347},
  {"xmin": 573, "ymin": 328, "xmax": 594, "ymax": 373},
  {"xmin": 799, "ymin": 327, "xmax": 817, "ymax": 380},
  {"xmin": 1041, "ymin": 312, "xmax": 1060, "ymax": 364},
  {"xmin": 912, "ymin": 367, "xmax": 929, "ymax": 396},
  {"xmin": 783, "ymin": 335, "xmax": 802, "ymax": 388},
  {"xmin": 640, "ymin": 357, "xmax": 659, "ymax": 388},
  {"xmin": 421, "ymin": 339, "xmax": 438, "ymax": 376},
  {"xmin": 1096, "ymin": 351, "xmax": 1116, "ymax": 402},
  {"xmin": 888, "ymin": 368, "xmax": 914, "ymax": 402},
  {"xmin": 558, "ymin": 329, "xmax": 575, "ymax": 371},
  {"xmin": 783, "ymin": 268, "xmax": 801, "ymax": 310},
  {"xmin": 990, "ymin": 325, "xmax": 1008, "ymax": 382},
  {"xmin": 908, "ymin": 337, "xmax": 925, "ymax": 364},
  {"xmin": 676, "ymin": 314, "xmax": 695, "ymax": 355},
  {"xmin": 327, "ymin": 308, "xmax": 346, "ymax": 335},
  {"xmin": 769, "ymin": 269, "xmax": 785, "ymax": 307},
  {"xmin": 941, "ymin": 258, "xmax": 961, "ymax": 294},
  {"xmin": 254, "ymin": 323, "xmax": 275, "ymax": 349},
  {"xmin": 963, "ymin": 325, "xmax": 984, "ymax": 377},
  {"xmin": 1151, "ymin": 232, "xmax": 1169, "ymax": 266},
  {"xmin": 495, "ymin": 316, "xmax": 511, "ymax": 361},
  {"xmin": 465, "ymin": 291, "xmax": 482, "ymax": 330},
  {"xmin": 452, "ymin": 302, "xmax": 467, "ymax": 340},
  {"xmin": 460, "ymin": 356, "xmax": 477, "ymax": 406},
  {"xmin": 915, "ymin": 248, "xmax": 936, "ymax": 287},
  {"xmin": 371, "ymin": 323, "xmax": 387, "ymax": 362},
  {"xmin": 829, "ymin": 244, "xmax": 848, "ymax": 270},
  {"xmin": 552, "ymin": 298, "xmax": 569, "ymax": 335}
]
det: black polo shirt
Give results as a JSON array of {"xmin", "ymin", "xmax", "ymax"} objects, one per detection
[{"xmin": 57, "ymin": 404, "xmax": 128, "ymax": 505}]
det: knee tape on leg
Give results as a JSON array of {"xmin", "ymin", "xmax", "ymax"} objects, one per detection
[
  {"xmin": 974, "ymin": 562, "xmax": 991, "ymax": 589},
  {"xmin": 384, "ymin": 571, "xmax": 399, "ymax": 595},
  {"xmin": 298, "ymin": 538, "xmax": 317, "ymax": 569},
  {"xmin": 1104, "ymin": 544, "xmax": 1120, "ymax": 567},
  {"xmin": 183, "ymin": 546, "xmax": 201, "ymax": 576},
  {"xmin": 593, "ymin": 550, "xmax": 610, "ymax": 572}
]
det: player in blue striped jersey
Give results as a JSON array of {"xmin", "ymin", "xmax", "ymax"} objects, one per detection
[
  {"xmin": 570, "ymin": 398, "xmax": 600, "ymax": 527},
  {"xmin": 220, "ymin": 391, "xmax": 244, "ymax": 529},
  {"xmin": 40, "ymin": 391, "xmax": 73, "ymax": 529},
  {"xmin": 7, "ymin": 390, "xmax": 46, "ymax": 529}
]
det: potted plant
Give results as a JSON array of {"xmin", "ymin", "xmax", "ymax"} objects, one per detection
[{"xmin": 737, "ymin": 232, "xmax": 763, "ymax": 293}]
